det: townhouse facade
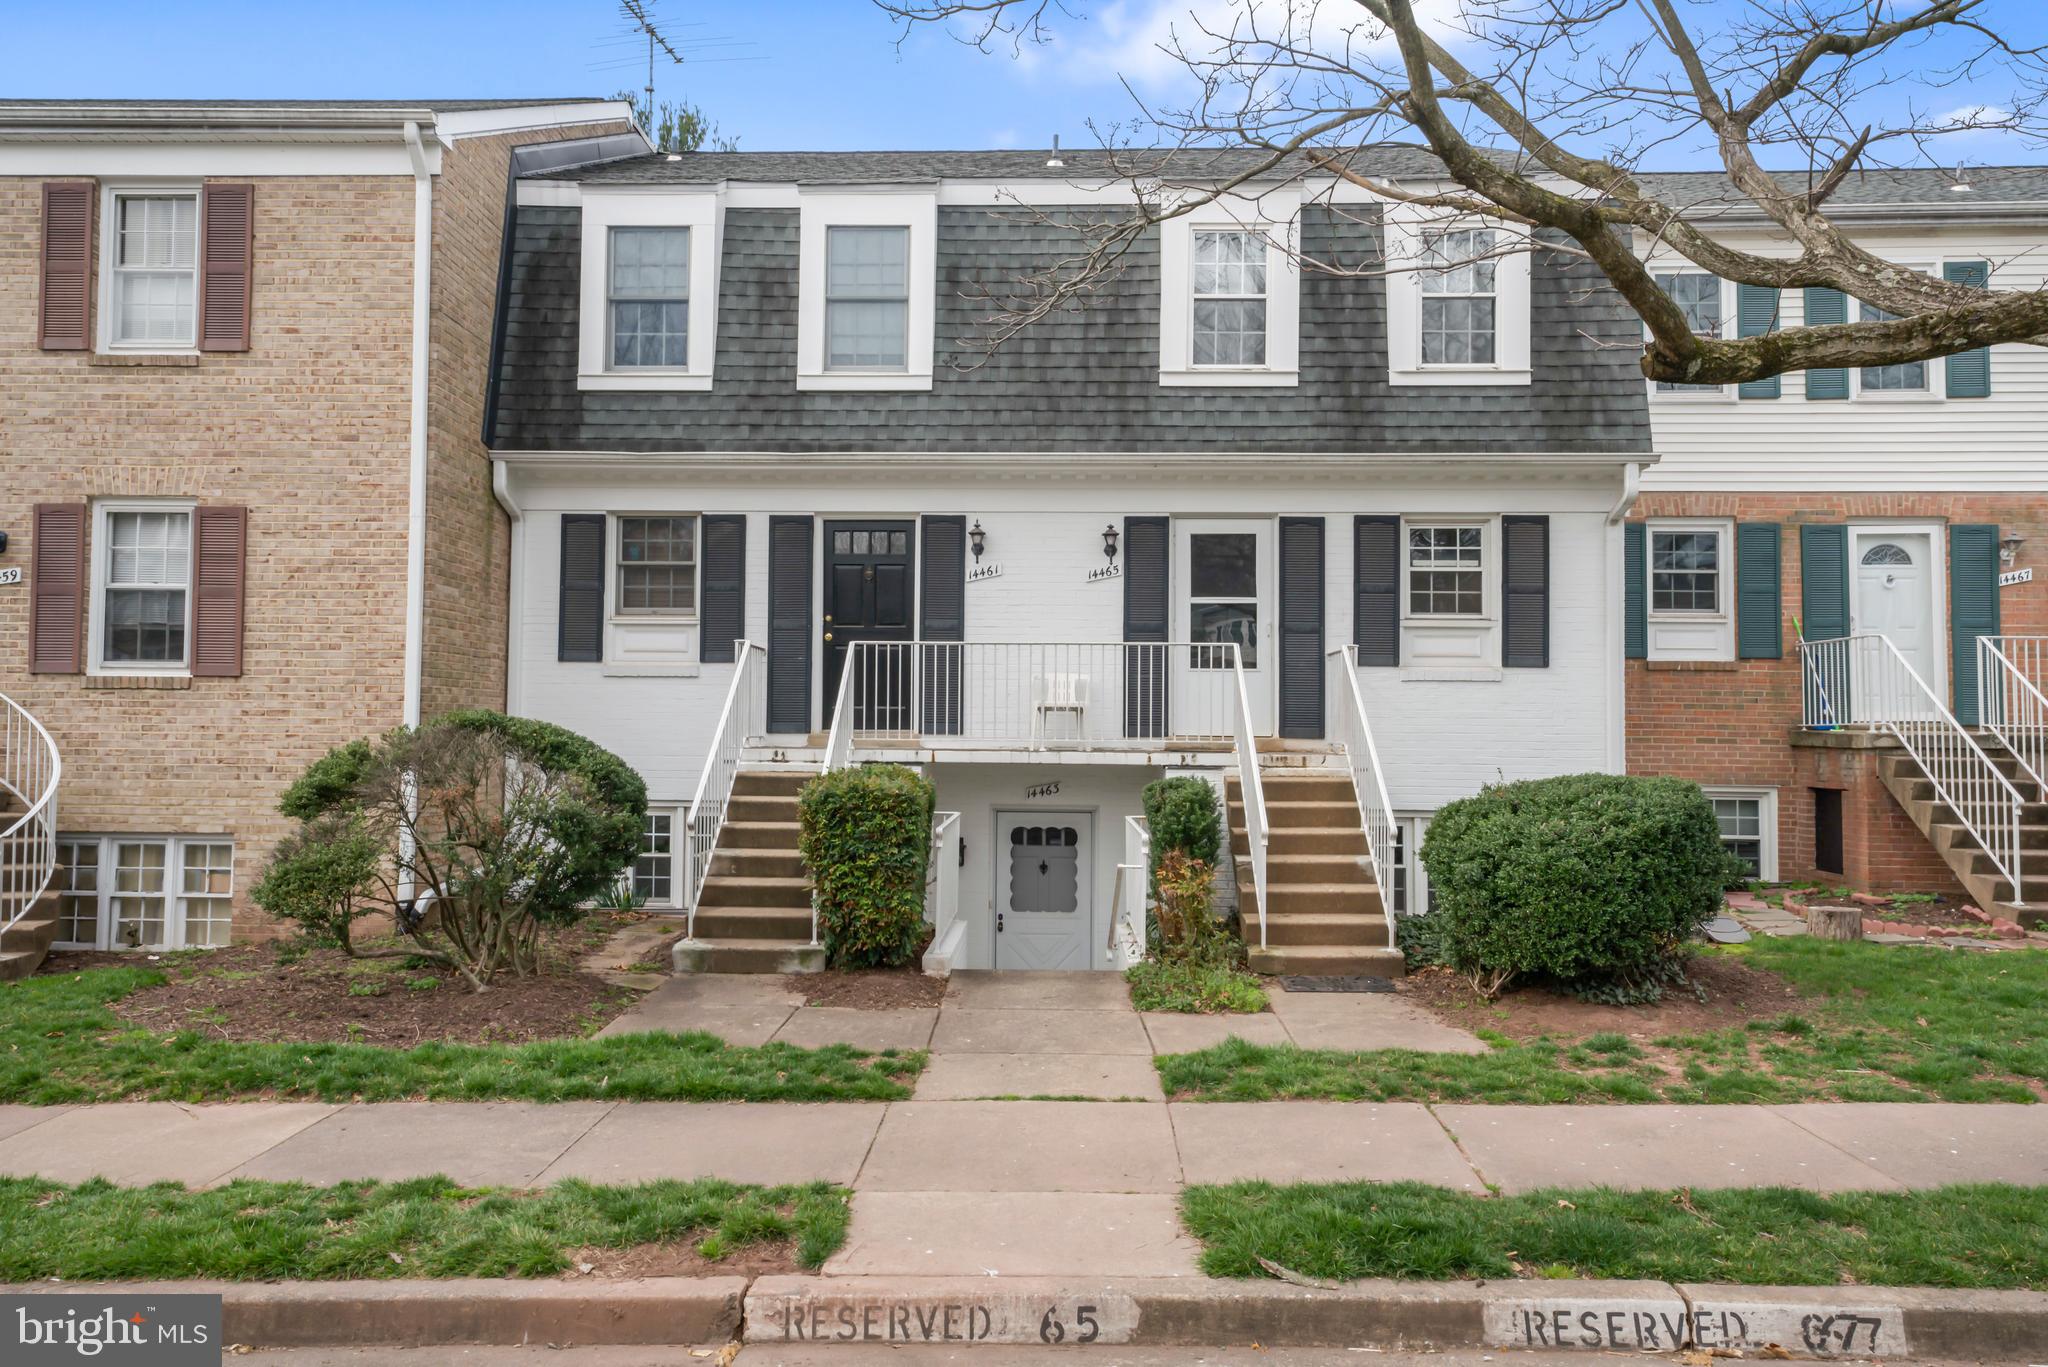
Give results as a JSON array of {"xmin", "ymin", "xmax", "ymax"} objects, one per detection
[
  {"xmin": 1625, "ymin": 169, "xmax": 2047, "ymax": 916},
  {"xmin": 0, "ymin": 98, "xmax": 642, "ymax": 967}
]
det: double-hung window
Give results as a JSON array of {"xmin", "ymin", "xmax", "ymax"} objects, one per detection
[
  {"xmin": 1407, "ymin": 525, "xmax": 1484, "ymax": 616},
  {"xmin": 1652, "ymin": 272, "xmax": 1724, "ymax": 394},
  {"xmin": 1191, "ymin": 229, "xmax": 1268, "ymax": 367},
  {"xmin": 1857, "ymin": 301, "xmax": 1929, "ymax": 393},
  {"xmin": 1704, "ymin": 789, "xmax": 1776, "ymax": 881},
  {"xmin": 51, "ymin": 836, "xmax": 235, "ymax": 951},
  {"xmin": 633, "ymin": 810, "xmax": 677, "ymax": 906},
  {"xmin": 825, "ymin": 225, "xmax": 910, "ymax": 371},
  {"xmin": 615, "ymin": 516, "xmax": 697, "ymax": 617},
  {"xmin": 108, "ymin": 190, "xmax": 199, "ymax": 349},
  {"xmin": 608, "ymin": 227, "xmax": 690, "ymax": 370},
  {"xmin": 96, "ymin": 504, "xmax": 192, "ymax": 671},
  {"xmin": 1419, "ymin": 228, "xmax": 1497, "ymax": 366},
  {"xmin": 1650, "ymin": 527, "xmax": 1721, "ymax": 613}
]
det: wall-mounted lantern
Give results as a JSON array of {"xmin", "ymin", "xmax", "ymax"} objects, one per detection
[
  {"xmin": 2000, "ymin": 531, "xmax": 2027, "ymax": 567},
  {"xmin": 969, "ymin": 520, "xmax": 987, "ymax": 563},
  {"xmin": 1101, "ymin": 523, "xmax": 1119, "ymax": 563}
]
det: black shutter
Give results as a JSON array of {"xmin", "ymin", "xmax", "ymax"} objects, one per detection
[
  {"xmin": 699, "ymin": 514, "xmax": 746, "ymax": 664},
  {"xmin": 767, "ymin": 516, "xmax": 813, "ymax": 734},
  {"xmin": 1352, "ymin": 515, "xmax": 1399, "ymax": 667},
  {"xmin": 1623, "ymin": 522, "xmax": 1646, "ymax": 659},
  {"xmin": 1501, "ymin": 515, "xmax": 1549, "ymax": 668},
  {"xmin": 1276, "ymin": 517, "xmax": 1325, "ymax": 736},
  {"xmin": 1736, "ymin": 522, "xmax": 1783, "ymax": 660},
  {"xmin": 557, "ymin": 514, "xmax": 605, "ymax": 663},
  {"xmin": 920, "ymin": 515, "xmax": 966, "ymax": 736},
  {"xmin": 1123, "ymin": 516, "xmax": 1170, "ymax": 739}
]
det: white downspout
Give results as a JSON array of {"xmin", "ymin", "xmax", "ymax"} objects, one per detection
[
  {"xmin": 400, "ymin": 120, "xmax": 434, "ymax": 904},
  {"xmin": 1605, "ymin": 461, "xmax": 1643, "ymax": 774},
  {"xmin": 493, "ymin": 460, "xmax": 524, "ymax": 718}
]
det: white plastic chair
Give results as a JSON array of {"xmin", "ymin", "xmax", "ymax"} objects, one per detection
[{"xmin": 1033, "ymin": 671, "xmax": 1089, "ymax": 745}]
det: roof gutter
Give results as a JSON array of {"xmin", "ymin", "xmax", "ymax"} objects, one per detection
[
  {"xmin": 402, "ymin": 119, "xmax": 433, "ymax": 733},
  {"xmin": 1606, "ymin": 460, "xmax": 1642, "ymax": 525},
  {"xmin": 492, "ymin": 462, "xmax": 525, "ymax": 720}
]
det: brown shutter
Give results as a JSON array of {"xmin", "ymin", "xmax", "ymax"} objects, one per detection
[
  {"xmin": 199, "ymin": 183, "xmax": 254, "ymax": 352},
  {"xmin": 38, "ymin": 182, "xmax": 94, "ymax": 351},
  {"xmin": 30, "ymin": 504, "xmax": 86, "ymax": 673},
  {"xmin": 191, "ymin": 506, "xmax": 248, "ymax": 677}
]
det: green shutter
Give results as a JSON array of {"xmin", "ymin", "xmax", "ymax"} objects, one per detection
[
  {"xmin": 1950, "ymin": 524, "xmax": 2001, "ymax": 726},
  {"xmin": 1944, "ymin": 261, "xmax": 1992, "ymax": 398},
  {"xmin": 1802, "ymin": 288, "xmax": 1849, "ymax": 400},
  {"xmin": 1736, "ymin": 284, "xmax": 1781, "ymax": 399},
  {"xmin": 1736, "ymin": 523, "xmax": 1782, "ymax": 659},
  {"xmin": 1623, "ymin": 522, "xmax": 1646, "ymax": 659},
  {"xmin": 1799, "ymin": 525, "xmax": 1850, "ymax": 642}
]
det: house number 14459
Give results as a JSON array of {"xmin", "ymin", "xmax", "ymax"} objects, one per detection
[{"xmin": 0, "ymin": 568, "xmax": 20, "ymax": 586}]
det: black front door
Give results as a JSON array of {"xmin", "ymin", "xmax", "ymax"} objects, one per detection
[{"xmin": 824, "ymin": 521, "xmax": 916, "ymax": 729}]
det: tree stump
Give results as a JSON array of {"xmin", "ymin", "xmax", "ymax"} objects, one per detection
[{"xmin": 1807, "ymin": 905, "xmax": 1864, "ymax": 941}]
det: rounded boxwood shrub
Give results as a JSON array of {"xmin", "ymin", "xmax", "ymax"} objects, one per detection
[
  {"xmin": 1418, "ymin": 773, "xmax": 1729, "ymax": 1002},
  {"xmin": 1142, "ymin": 775, "xmax": 1221, "ymax": 881},
  {"xmin": 798, "ymin": 763, "xmax": 936, "ymax": 969}
]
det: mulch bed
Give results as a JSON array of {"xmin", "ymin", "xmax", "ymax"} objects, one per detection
[
  {"xmin": 1401, "ymin": 954, "xmax": 1809, "ymax": 1046},
  {"xmin": 44, "ymin": 917, "xmax": 647, "ymax": 1047},
  {"xmin": 787, "ymin": 968, "xmax": 946, "ymax": 1010}
]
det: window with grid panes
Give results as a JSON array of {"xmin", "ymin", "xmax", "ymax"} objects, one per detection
[
  {"xmin": 608, "ymin": 227, "xmax": 690, "ymax": 369},
  {"xmin": 1711, "ymin": 795, "xmax": 1765, "ymax": 879},
  {"xmin": 53, "ymin": 839, "xmax": 99, "ymax": 946},
  {"xmin": 1191, "ymin": 229, "xmax": 1268, "ymax": 366},
  {"xmin": 1653, "ymin": 273, "xmax": 1723, "ymax": 393},
  {"xmin": 633, "ymin": 812, "xmax": 674, "ymax": 905},
  {"xmin": 825, "ymin": 226, "xmax": 910, "ymax": 369},
  {"xmin": 1407, "ymin": 526, "xmax": 1484, "ymax": 616},
  {"xmin": 101, "ymin": 508, "xmax": 191, "ymax": 666},
  {"xmin": 1857, "ymin": 301, "xmax": 1928, "ymax": 391},
  {"xmin": 615, "ymin": 516, "xmax": 696, "ymax": 616},
  {"xmin": 1650, "ymin": 529, "xmax": 1721, "ymax": 612},
  {"xmin": 111, "ymin": 192, "xmax": 199, "ymax": 347},
  {"xmin": 1419, "ymin": 228, "xmax": 1497, "ymax": 365},
  {"xmin": 180, "ymin": 842, "xmax": 235, "ymax": 947}
]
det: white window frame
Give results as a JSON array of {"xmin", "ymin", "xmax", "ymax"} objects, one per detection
[
  {"xmin": 1158, "ymin": 191, "xmax": 1301, "ymax": 387},
  {"xmin": 1851, "ymin": 265, "xmax": 1941, "ymax": 402},
  {"xmin": 631, "ymin": 805, "xmax": 681, "ymax": 909},
  {"xmin": 823, "ymin": 224, "xmax": 913, "ymax": 373},
  {"xmin": 98, "ymin": 182, "xmax": 201, "ymax": 355},
  {"xmin": 797, "ymin": 190, "xmax": 937, "ymax": 391},
  {"xmin": 1646, "ymin": 271, "xmax": 1735, "ymax": 402},
  {"xmin": 1644, "ymin": 517, "xmax": 1735, "ymax": 662},
  {"xmin": 1702, "ymin": 787, "xmax": 1778, "ymax": 883},
  {"xmin": 1384, "ymin": 208, "xmax": 1531, "ymax": 386},
  {"xmin": 577, "ymin": 190, "xmax": 719, "ymax": 391},
  {"xmin": 1389, "ymin": 813, "xmax": 1435, "ymax": 916},
  {"xmin": 612, "ymin": 513, "xmax": 699, "ymax": 620},
  {"xmin": 89, "ymin": 498, "xmax": 196, "ymax": 677},
  {"xmin": 602, "ymin": 512, "xmax": 701, "ymax": 677},
  {"xmin": 1399, "ymin": 516, "xmax": 1499, "ymax": 671},
  {"xmin": 50, "ymin": 834, "xmax": 235, "ymax": 952}
]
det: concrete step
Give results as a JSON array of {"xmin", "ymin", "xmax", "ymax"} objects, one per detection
[
  {"xmin": 720, "ymin": 821, "xmax": 803, "ymax": 850},
  {"xmin": 695, "ymin": 875, "xmax": 813, "ymax": 909},
  {"xmin": 1253, "ymin": 912, "xmax": 1391, "ymax": 947},
  {"xmin": 729, "ymin": 794, "xmax": 801, "ymax": 823},
  {"xmin": 688, "ymin": 904, "xmax": 814, "ymax": 940},
  {"xmin": 1247, "ymin": 944, "xmax": 1406, "ymax": 978},
  {"xmin": 1242, "ymin": 882, "xmax": 1385, "ymax": 917},
  {"xmin": 733, "ymin": 771, "xmax": 811, "ymax": 798},
  {"xmin": 1261, "ymin": 826, "xmax": 1368, "ymax": 856},
  {"xmin": 672, "ymin": 938, "xmax": 825, "ymax": 974},
  {"xmin": 1265, "ymin": 853, "xmax": 1372, "ymax": 885},
  {"xmin": 1231, "ymin": 800, "xmax": 1360, "ymax": 828},
  {"xmin": 0, "ymin": 909, "xmax": 57, "ymax": 982},
  {"xmin": 1229, "ymin": 774, "xmax": 1355, "ymax": 803},
  {"xmin": 710, "ymin": 848, "xmax": 807, "ymax": 880}
]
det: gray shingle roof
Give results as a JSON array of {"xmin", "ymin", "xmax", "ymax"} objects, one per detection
[
  {"xmin": 491, "ymin": 203, "xmax": 1653, "ymax": 456},
  {"xmin": 0, "ymin": 98, "xmax": 608, "ymax": 111}
]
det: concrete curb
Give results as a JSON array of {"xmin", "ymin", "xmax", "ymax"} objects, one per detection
[{"xmin": 5, "ymin": 1275, "xmax": 2043, "ymax": 1359}]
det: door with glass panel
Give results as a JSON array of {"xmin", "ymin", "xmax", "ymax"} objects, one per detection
[
  {"xmin": 994, "ymin": 814, "xmax": 1095, "ymax": 970},
  {"xmin": 1175, "ymin": 520, "xmax": 1275, "ymax": 735}
]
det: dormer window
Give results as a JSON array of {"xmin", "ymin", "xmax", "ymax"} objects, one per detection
[
  {"xmin": 1418, "ymin": 228, "xmax": 1496, "ymax": 367},
  {"xmin": 1384, "ymin": 208, "xmax": 1531, "ymax": 386},
  {"xmin": 1157, "ymin": 192, "xmax": 1301, "ymax": 387},
  {"xmin": 608, "ymin": 227, "xmax": 689, "ymax": 369},
  {"xmin": 1191, "ymin": 230, "xmax": 1268, "ymax": 367},
  {"xmin": 825, "ymin": 226, "xmax": 910, "ymax": 371}
]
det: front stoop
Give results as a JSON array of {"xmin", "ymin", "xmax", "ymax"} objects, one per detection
[
  {"xmin": 1226, "ymin": 769, "xmax": 1404, "ymax": 979},
  {"xmin": 0, "ymin": 892, "xmax": 60, "ymax": 982},
  {"xmin": 673, "ymin": 770, "xmax": 827, "ymax": 974},
  {"xmin": 1878, "ymin": 738, "xmax": 2048, "ymax": 929}
]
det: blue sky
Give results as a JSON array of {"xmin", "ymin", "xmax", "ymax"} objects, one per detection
[{"xmin": 8, "ymin": 0, "xmax": 2038, "ymax": 166}]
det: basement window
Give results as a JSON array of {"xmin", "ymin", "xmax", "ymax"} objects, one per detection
[
  {"xmin": 1704, "ymin": 787, "xmax": 1777, "ymax": 883},
  {"xmin": 632, "ymin": 808, "xmax": 678, "ymax": 908},
  {"xmin": 51, "ymin": 835, "xmax": 234, "ymax": 951}
]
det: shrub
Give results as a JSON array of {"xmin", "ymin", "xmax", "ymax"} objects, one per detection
[
  {"xmin": 255, "ymin": 711, "xmax": 647, "ymax": 990},
  {"xmin": 1418, "ymin": 773, "xmax": 1727, "ymax": 1003},
  {"xmin": 1127, "ymin": 958, "xmax": 1269, "ymax": 1013},
  {"xmin": 1395, "ymin": 906, "xmax": 1450, "ymax": 970},
  {"xmin": 1142, "ymin": 776, "xmax": 1221, "ymax": 883},
  {"xmin": 797, "ymin": 764, "xmax": 934, "ymax": 969}
]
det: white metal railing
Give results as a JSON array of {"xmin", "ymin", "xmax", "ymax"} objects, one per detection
[
  {"xmin": 683, "ymin": 641, "xmax": 768, "ymax": 937},
  {"xmin": 833, "ymin": 640, "xmax": 1245, "ymax": 749},
  {"xmin": 1801, "ymin": 633, "xmax": 2026, "ymax": 906},
  {"xmin": 1108, "ymin": 813, "xmax": 1151, "ymax": 965},
  {"xmin": 1980, "ymin": 636, "xmax": 2048, "ymax": 796},
  {"xmin": 0, "ymin": 693, "xmax": 61, "ymax": 937},
  {"xmin": 1325, "ymin": 649, "xmax": 1400, "ymax": 949},
  {"xmin": 1228, "ymin": 650, "xmax": 1270, "ymax": 949},
  {"xmin": 925, "ymin": 809, "xmax": 962, "ymax": 955}
]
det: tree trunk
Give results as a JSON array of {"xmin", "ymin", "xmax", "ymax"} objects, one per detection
[{"xmin": 1807, "ymin": 905, "xmax": 1864, "ymax": 941}]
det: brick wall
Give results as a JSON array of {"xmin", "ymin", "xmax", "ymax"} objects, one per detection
[
  {"xmin": 1627, "ymin": 491, "xmax": 2047, "ymax": 895},
  {"xmin": 0, "ymin": 174, "xmax": 417, "ymax": 939}
]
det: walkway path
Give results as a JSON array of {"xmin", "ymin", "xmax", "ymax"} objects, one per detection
[{"xmin": 6, "ymin": 968, "xmax": 2048, "ymax": 1279}]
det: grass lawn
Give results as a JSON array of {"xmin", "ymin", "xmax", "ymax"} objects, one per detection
[
  {"xmin": 1159, "ymin": 938, "xmax": 2048, "ymax": 1103},
  {"xmin": 1183, "ymin": 1181, "xmax": 2048, "ymax": 1288},
  {"xmin": 1126, "ymin": 958, "xmax": 1270, "ymax": 1014},
  {"xmin": 1, "ymin": 968, "xmax": 922, "ymax": 1103},
  {"xmin": 0, "ymin": 1176, "xmax": 849, "ymax": 1279}
]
